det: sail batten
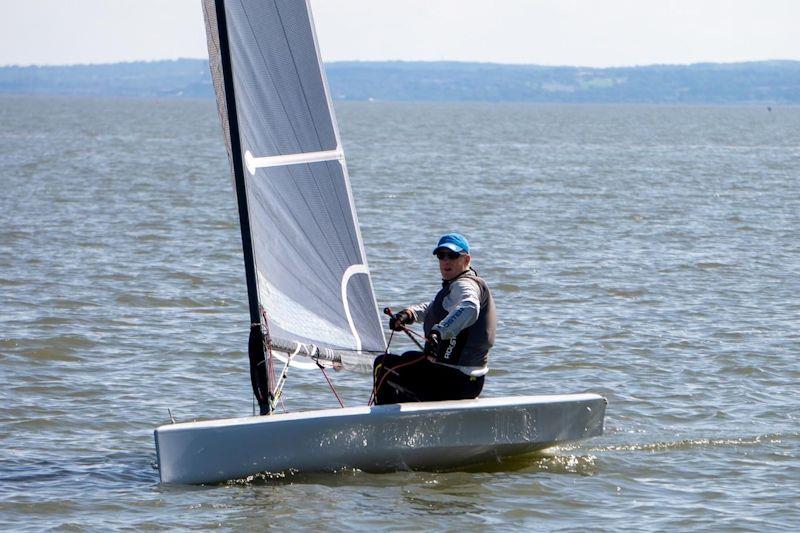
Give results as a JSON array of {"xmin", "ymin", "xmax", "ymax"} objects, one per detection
[
  {"xmin": 245, "ymin": 148, "xmax": 343, "ymax": 173},
  {"xmin": 202, "ymin": 0, "xmax": 386, "ymax": 374}
]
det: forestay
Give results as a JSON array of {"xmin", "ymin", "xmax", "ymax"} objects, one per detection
[{"xmin": 202, "ymin": 0, "xmax": 386, "ymax": 374}]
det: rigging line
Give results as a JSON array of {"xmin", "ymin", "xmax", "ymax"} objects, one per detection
[
  {"xmin": 269, "ymin": 340, "xmax": 295, "ymax": 403},
  {"xmin": 382, "ymin": 309, "xmax": 427, "ymax": 348},
  {"xmin": 398, "ymin": 324, "xmax": 428, "ymax": 345},
  {"xmin": 316, "ymin": 361, "xmax": 344, "ymax": 408},
  {"xmin": 271, "ymin": 361, "xmax": 291, "ymax": 408},
  {"xmin": 369, "ymin": 354, "xmax": 427, "ymax": 407},
  {"xmin": 369, "ymin": 330, "xmax": 394, "ymax": 405}
]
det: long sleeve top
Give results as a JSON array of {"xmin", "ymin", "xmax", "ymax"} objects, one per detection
[{"xmin": 407, "ymin": 277, "xmax": 482, "ymax": 339}]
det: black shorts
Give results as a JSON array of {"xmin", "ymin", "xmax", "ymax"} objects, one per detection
[{"xmin": 372, "ymin": 351, "xmax": 484, "ymax": 405}]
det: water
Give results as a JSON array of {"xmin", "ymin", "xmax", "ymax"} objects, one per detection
[{"xmin": 1, "ymin": 95, "xmax": 799, "ymax": 530}]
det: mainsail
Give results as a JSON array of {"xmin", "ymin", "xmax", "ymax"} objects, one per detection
[{"xmin": 201, "ymin": 0, "xmax": 386, "ymax": 389}]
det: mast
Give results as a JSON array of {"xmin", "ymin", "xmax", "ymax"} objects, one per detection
[
  {"xmin": 204, "ymin": 0, "xmax": 271, "ymax": 414},
  {"xmin": 212, "ymin": 0, "xmax": 258, "ymax": 323}
]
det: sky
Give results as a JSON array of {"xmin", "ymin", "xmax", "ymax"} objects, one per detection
[{"xmin": 1, "ymin": 0, "xmax": 799, "ymax": 68}]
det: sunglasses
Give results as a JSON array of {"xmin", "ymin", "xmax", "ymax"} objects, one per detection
[{"xmin": 436, "ymin": 251, "xmax": 464, "ymax": 260}]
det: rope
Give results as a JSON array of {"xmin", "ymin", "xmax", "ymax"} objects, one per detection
[
  {"xmin": 316, "ymin": 361, "xmax": 345, "ymax": 408},
  {"xmin": 369, "ymin": 353, "xmax": 426, "ymax": 406},
  {"xmin": 368, "ymin": 330, "xmax": 394, "ymax": 405},
  {"xmin": 400, "ymin": 325, "xmax": 427, "ymax": 342},
  {"xmin": 368, "ymin": 311, "xmax": 433, "ymax": 405},
  {"xmin": 253, "ymin": 308, "xmax": 434, "ymax": 410}
]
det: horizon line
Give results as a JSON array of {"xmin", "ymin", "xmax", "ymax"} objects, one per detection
[{"xmin": 2, "ymin": 57, "xmax": 799, "ymax": 70}]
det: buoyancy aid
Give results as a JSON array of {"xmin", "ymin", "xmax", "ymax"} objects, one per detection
[{"xmin": 422, "ymin": 268, "xmax": 496, "ymax": 367}]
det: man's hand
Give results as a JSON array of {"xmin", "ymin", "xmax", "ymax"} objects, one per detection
[
  {"xmin": 425, "ymin": 330, "xmax": 441, "ymax": 356},
  {"xmin": 389, "ymin": 309, "xmax": 413, "ymax": 331}
]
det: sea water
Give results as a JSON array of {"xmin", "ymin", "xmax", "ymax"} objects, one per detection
[{"xmin": 1, "ymin": 95, "xmax": 798, "ymax": 530}]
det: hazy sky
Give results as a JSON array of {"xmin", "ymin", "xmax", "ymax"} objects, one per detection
[{"xmin": 2, "ymin": 0, "xmax": 799, "ymax": 67}]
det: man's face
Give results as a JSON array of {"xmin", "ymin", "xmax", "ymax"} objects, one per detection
[{"xmin": 436, "ymin": 250, "xmax": 470, "ymax": 280}]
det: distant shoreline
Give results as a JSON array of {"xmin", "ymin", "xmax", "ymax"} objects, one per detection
[
  {"xmin": 1, "ymin": 59, "xmax": 798, "ymax": 104},
  {"xmin": 2, "ymin": 93, "xmax": 795, "ymax": 110}
]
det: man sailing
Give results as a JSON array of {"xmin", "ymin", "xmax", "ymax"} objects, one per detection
[{"xmin": 373, "ymin": 233, "xmax": 496, "ymax": 404}]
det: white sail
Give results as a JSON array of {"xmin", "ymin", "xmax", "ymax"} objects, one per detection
[{"xmin": 202, "ymin": 0, "xmax": 386, "ymax": 370}]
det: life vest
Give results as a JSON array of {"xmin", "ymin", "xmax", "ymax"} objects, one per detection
[{"xmin": 422, "ymin": 268, "xmax": 496, "ymax": 367}]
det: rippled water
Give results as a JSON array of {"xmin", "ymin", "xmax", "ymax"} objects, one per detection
[{"xmin": 1, "ymin": 95, "xmax": 799, "ymax": 530}]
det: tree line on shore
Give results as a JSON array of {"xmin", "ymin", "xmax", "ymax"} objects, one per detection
[{"xmin": 1, "ymin": 59, "xmax": 798, "ymax": 104}]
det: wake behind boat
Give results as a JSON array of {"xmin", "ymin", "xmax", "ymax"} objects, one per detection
[{"xmin": 154, "ymin": 0, "xmax": 606, "ymax": 484}]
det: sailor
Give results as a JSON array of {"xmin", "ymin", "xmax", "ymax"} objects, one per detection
[{"xmin": 373, "ymin": 233, "xmax": 496, "ymax": 404}]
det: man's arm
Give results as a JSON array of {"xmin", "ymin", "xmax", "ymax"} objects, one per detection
[
  {"xmin": 407, "ymin": 302, "xmax": 430, "ymax": 323},
  {"xmin": 434, "ymin": 278, "xmax": 481, "ymax": 339}
]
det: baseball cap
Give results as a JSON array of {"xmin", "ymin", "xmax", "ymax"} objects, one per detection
[{"xmin": 432, "ymin": 233, "xmax": 470, "ymax": 255}]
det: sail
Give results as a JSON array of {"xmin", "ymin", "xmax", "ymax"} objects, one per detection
[{"xmin": 201, "ymin": 0, "xmax": 386, "ymax": 370}]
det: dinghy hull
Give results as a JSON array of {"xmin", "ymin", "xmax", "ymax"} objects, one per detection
[{"xmin": 155, "ymin": 394, "xmax": 606, "ymax": 484}]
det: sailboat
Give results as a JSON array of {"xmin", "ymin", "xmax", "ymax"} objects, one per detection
[{"xmin": 154, "ymin": 0, "xmax": 606, "ymax": 485}]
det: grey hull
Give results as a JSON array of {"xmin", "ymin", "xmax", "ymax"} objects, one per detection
[{"xmin": 155, "ymin": 394, "xmax": 606, "ymax": 484}]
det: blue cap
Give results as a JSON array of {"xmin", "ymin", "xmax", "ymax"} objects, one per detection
[{"xmin": 433, "ymin": 233, "xmax": 470, "ymax": 255}]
